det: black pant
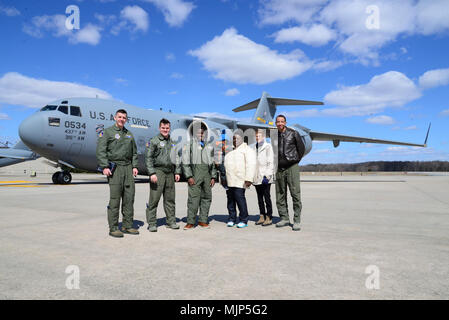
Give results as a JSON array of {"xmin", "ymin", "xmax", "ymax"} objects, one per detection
[
  {"xmin": 226, "ymin": 187, "xmax": 249, "ymax": 224},
  {"xmin": 255, "ymin": 184, "xmax": 272, "ymax": 218}
]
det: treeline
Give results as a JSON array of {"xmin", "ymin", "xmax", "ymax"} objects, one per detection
[{"xmin": 300, "ymin": 161, "xmax": 449, "ymax": 172}]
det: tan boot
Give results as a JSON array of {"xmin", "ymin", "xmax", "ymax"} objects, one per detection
[
  {"xmin": 122, "ymin": 228, "xmax": 139, "ymax": 235},
  {"xmin": 262, "ymin": 216, "xmax": 272, "ymax": 226},
  {"xmin": 109, "ymin": 230, "xmax": 124, "ymax": 238},
  {"xmin": 255, "ymin": 215, "xmax": 265, "ymax": 225}
]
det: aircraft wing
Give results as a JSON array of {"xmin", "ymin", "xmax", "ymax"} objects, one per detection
[
  {"xmin": 309, "ymin": 130, "xmax": 427, "ymax": 147},
  {"xmin": 236, "ymin": 121, "xmax": 276, "ymax": 131},
  {"xmin": 0, "ymin": 148, "xmax": 37, "ymax": 160}
]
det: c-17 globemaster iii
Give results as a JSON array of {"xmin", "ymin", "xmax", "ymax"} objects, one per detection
[{"xmin": 17, "ymin": 92, "xmax": 430, "ymax": 184}]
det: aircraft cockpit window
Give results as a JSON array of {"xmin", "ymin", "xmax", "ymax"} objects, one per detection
[
  {"xmin": 58, "ymin": 105, "xmax": 68, "ymax": 114},
  {"xmin": 70, "ymin": 106, "xmax": 82, "ymax": 117},
  {"xmin": 40, "ymin": 105, "xmax": 57, "ymax": 111}
]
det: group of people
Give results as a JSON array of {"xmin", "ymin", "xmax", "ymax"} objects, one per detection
[{"xmin": 96, "ymin": 109, "xmax": 306, "ymax": 238}]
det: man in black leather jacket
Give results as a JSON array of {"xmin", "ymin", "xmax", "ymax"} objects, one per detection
[{"xmin": 274, "ymin": 115, "xmax": 305, "ymax": 231}]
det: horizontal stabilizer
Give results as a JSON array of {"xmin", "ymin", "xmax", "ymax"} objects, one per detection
[{"xmin": 233, "ymin": 97, "xmax": 323, "ymax": 112}]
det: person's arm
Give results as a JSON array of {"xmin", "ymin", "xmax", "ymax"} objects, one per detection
[
  {"xmin": 146, "ymin": 139, "xmax": 157, "ymax": 176},
  {"xmin": 181, "ymin": 143, "xmax": 193, "ymax": 180},
  {"xmin": 209, "ymin": 145, "xmax": 218, "ymax": 179},
  {"xmin": 266, "ymin": 144, "xmax": 274, "ymax": 180},
  {"xmin": 294, "ymin": 130, "xmax": 305, "ymax": 160},
  {"xmin": 244, "ymin": 146, "xmax": 257, "ymax": 185},
  {"xmin": 96, "ymin": 130, "xmax": 109, "ymax": 170},
  {"xmin": 131, "ymin": 134, "xmax": 138, "ymax": 170}
]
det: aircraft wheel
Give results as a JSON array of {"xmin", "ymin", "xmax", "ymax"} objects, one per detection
[
  {"xmin": 57, "ymin": 172, "xmax": 72, "ymax": 185},
  {"xmin": 52, "ymin": 172, "xmax": 59, "ymax": 184}
]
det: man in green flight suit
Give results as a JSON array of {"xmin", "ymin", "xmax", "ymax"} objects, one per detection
[
  {"xmin": 182, "ymin": 122, "xmax": 217, "ymax": 230},
  {"xmin": 96, "ymin": 109, "xmax": 139, "ymax": 238},
  {"xmin": 146, "ymin": 118, "xmax": 182, "ymax": 232}
]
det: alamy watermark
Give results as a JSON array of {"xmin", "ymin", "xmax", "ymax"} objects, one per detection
[
  {"xmin": 65, "ymin": 265, "xmax": 80, "ymax": 290},
  {"xmin": 65, "ymin": 5, "xmax": 80, "ymax": 31},
  {"xmin": 366, "ymin": 5, "xmax": 380, "ymax": 30},
  {"xmin": 365, "ymin": 265, "xmax": 380, "ymax": 290}
]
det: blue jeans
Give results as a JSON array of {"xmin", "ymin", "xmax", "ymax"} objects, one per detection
[{"xmin": 226, "ymin": 187, "xmax": 249, "ymax": 224}]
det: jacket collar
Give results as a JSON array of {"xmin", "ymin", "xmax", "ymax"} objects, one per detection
[
  {"xmin": 113, "ymin": 125, "xmax": 127, "ymax": 133},
  {"xmin": 234, "ymin": 142, "xmax": 247, "ymax": 151},
  {"xmin": 157, "ymin": 133, "xmax": 170, "ymax": 140}
]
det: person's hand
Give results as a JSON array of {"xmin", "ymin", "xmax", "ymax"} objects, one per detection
[
  {"xmin": 175, "ymin": 174, "xmax": 180, "ymax": 182},
  {"xmin": 210, "ymin": 178, "xmax": 215, "ymax": 187},
  {"xmin": 244, "ymin": 181, "xmax": 252, "ymax": 188},
  {"xmin": 150, "ymin": 174, "xmax": 158, "ymax": 184},
  {"xmin": 188, "ymin": 178, "xmax": 195, "ymax": 186},
  {"xmin": 133, "ymin": 168, "xmax": 138, "ymax": 177},
  {"xmin": 103, "ymin": 168, "xmax": 112, "ymax": 176},
  {"xmin": 262, "ymin": 176, "xmax": 269, "ymax": 185}
]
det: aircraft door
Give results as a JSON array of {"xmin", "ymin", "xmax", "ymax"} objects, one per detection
[{"xmin": 68, "ymin": 143, "xmax": 82, "ymax": 156}]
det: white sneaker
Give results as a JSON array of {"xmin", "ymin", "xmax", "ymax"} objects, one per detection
[
  {"xmin": 237, "ymin": 222, "xmax": 248, "ymax": 228},
  {"xmin": 227, "ymin": 221, "xmax": 235, "ymax": 227}
]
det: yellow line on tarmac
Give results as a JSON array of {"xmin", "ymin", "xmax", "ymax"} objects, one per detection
[
  {"xmin": 0, "ymin": 181, "xmax": 33, "ymax": 184},
  {"xmin": 0, "ymin": 184, "xmax": 40, "ymax": 188}
]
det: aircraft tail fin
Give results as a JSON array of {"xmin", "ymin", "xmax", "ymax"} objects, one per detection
[{"xmin": 232, "ymin": 92, "xmax": 323, "ymax": 125}]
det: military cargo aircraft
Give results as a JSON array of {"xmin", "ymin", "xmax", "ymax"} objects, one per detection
[
  {"xmin": 0, "ymin": 140, "xmax": 39, "ymax": 168},
  {"xmin": 18, "ymin": 92, "xmax": 429, "ymax": 184}
]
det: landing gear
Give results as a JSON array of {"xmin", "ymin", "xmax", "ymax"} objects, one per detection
[{"xmin": 52, "ymin": 171, "xmax": 72, "ymax": 185}]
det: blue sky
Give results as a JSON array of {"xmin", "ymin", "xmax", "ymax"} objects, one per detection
[{"xmin": 1, "ymin": 0, "xmax": 449, "ymax": 164}]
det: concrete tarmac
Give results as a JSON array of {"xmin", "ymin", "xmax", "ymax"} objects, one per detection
[{"xmin": 0, "ymin": 172, "xmax": 448, "ymax": 299}]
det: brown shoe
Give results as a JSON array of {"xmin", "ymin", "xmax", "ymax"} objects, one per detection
[
  {"xmin": 198, "ymin": 222, "xmax": 210, "ymax": 229},
  {"xmin": 184, "ymin": 223, "xmax": 195, "ymax": 230},
  {"xmin": 122, "ymin": 228, "xmax": 139, "ymax": 235},
  {"xmin": 109, "ymin": 230, "xmax": 124, "ymax": 238},
  {"xmin": 255, "ymin": 215, "xmax": 265, "ymax": 225},
  {"xmin": 262, "ymin": 217, "xmax": 272, "ymax": 226}
]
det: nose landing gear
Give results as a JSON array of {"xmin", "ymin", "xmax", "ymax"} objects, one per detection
[{"xmin": 52, "ymin": 171, "xmax": 72, "ymax": 184}]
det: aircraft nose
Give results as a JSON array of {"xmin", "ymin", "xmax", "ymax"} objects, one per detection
[{"xmin": 19, "ymin": 113, "xmax": 44, "ymax": 150}]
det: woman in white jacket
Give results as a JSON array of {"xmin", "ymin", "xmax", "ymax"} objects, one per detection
[
  {"xmin": 224, "ymin": 132, "xmax": 256, "ymax": 228},
  {"xmin": 252, "ymin": 129, "xmax": 274, "ymax": 226}
]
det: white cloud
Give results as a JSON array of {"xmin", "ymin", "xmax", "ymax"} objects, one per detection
[
  {"xmin": 225, "ymin": 88, "xmax": 240, "ymax": 96},
  {"xmin": 189, "ymin": 28, "xmax": 312, "ymax": 84},
  {"xmin": 165, "ymin": 53, "xmax": 176, "ymax": 61},
  {"xmin": 120, "ymin": 5, "xmax": 149, "ymax": 32},
  {"xmin": 287, "ymin": 70, "xmax": 429, "ymax": 118},
  {"xmin": 170, "ymin": 72, "xmax": 184, "ymax": 79},
  {"xmin": 312, "ymin": 60, "xmax": 344, "ymax": 72},
  {"xmin": 404, "ymin": 125, "xmax": 417, "ymax": 130},
  {"xmin": 115, "ymin": 78, "xmax": 128, "ymax": 85},
  {"xmin": 324, "ymin": 71, "xmax": 422, "ymax": 115},
  {"xmin": 0, "ymin": 6, "xmax": 20, "ymax": 16},
  {"xmin": 143, "ymin": 0, "xmax": 195, "ymax": 27},
  {"xmin": 418, "ymin": 68, "xmax": 449, "ymax": 89},
  {"xmin": 0, "ymin": 72, "xmax": 112, "ymax": 108},
  {"xmin": 0, "ymin": 113, "xmax": 10, "ymax": 120},
  {"xmin": 416, "ymin": 0, "xmax": 449, "ymax": 35},
  {"xmin": 440, "ymin": 109, "xmax": 449, "ymax": 117},
  {"xmin": 365, "ymin": 115, "xmax": 395, "ymax": 125},
  {"xmin": 259, "ymin": 0, "xmax": 449, "ymax": 64},
  {"xmin": 23, "ymin": 14, "xmax": 102, "ymax": 45},
  {"xmin": 72, "ymin": 24, "xmax": 102, "ymax": 45},
  {"xmin": 259, "ymin": 0, "xmax": 327, "ymax": 25},
  {"xmin": 273, "ymin": 24, "xmax": 336, "ymax": 46}
]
